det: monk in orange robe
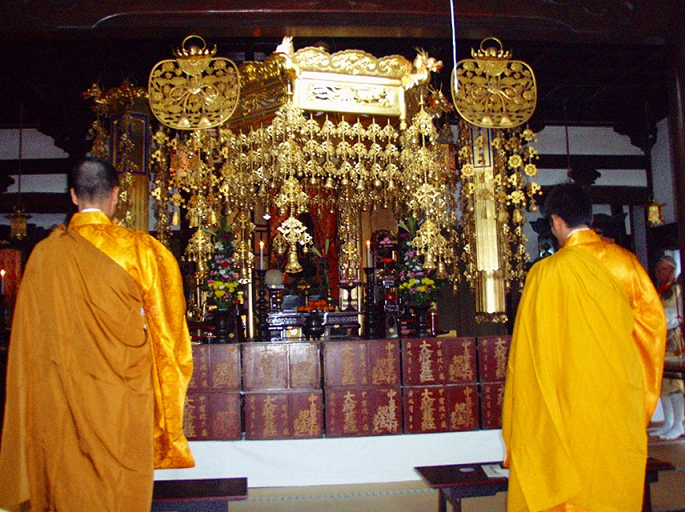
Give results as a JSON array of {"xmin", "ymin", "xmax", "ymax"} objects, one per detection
[
  {"xmin": 502, "ymin": 182, "xmax": 666, "ymax": 512},
  {"xmin": 0, "ymin": 157, "xmax": 194, "ymax": 511}
]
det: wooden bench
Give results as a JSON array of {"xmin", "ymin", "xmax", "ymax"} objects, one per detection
[
  {"xmin": 151, "ymin": 477, "xmax": 248, "ymax": 512},
  {"xmin": 416, "ymin": 457, "xmax": 675, "ymax": 512}
]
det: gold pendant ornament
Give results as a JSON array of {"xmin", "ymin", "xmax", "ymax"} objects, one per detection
[
  {"xmin": 148, "ymin": 35, "xmax": 240, "ymax": 130},
  {"xmin": 452, "ymin": 37, "xmax": 536, "ymax": 129}
]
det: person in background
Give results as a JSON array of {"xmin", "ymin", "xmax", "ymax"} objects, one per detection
[
  {"xmin": 0, "ymin": 157, "xmax": 194, "ymax": 511},
  {"xmin": 502, "ymin": 182, "xmax": 666, "ymax": 511},
  {"xmin": 650, "ymin": 254, "xmax": 684, "ymax": 440}
]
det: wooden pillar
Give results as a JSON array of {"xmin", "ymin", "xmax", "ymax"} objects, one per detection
[{"xmin": 668, "ymin": 35, "xmax": 685, "ymax": 321}]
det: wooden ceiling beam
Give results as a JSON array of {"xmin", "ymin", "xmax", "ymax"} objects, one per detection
[
  {"xmin": 537, "ymin": 154, "xmax": 648, "ymax": 170},
  {"xmin": 540, "ymin": 185, "xmax": 650, "ymax": 206},
  {"xmin": 0, "ymin": 193, "xmax": 73, "ymax": 215},
  {"xmin": 0, "ymin": 158, "xmax": 74, "ymax": 177}
]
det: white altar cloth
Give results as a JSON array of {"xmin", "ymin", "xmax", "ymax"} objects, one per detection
[{"xmin": 155, "ymin": 430, "xmax": 505, "ymax": 488}]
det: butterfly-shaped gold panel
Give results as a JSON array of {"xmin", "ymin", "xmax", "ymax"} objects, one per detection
[
  {"xmin": 452, "ymin": 38, "xmax": 536, "ymax": 129},
  {"xmin": 148, "ymin": 35, "xmax": 240, "ymax": 130}
]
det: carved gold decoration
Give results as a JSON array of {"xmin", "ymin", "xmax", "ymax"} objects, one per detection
[
  {"xmin": 453, "ymin": 122, "xmax": 539, "ymax": 323},
  {"xmin": 84, "ymin": 81, "xmax": 150, "ymax": 231},
  {"xmin": 452, "ymin": 37, "xmax": 536, "ymax": 129},
  {"xmin": 219, "ymin": 39, "xmax": 444, "ymax": 286},
  {"xmin": 148, "ymin": 35, "xmax": 240, "ymax": 130},
  {"xmin": 274, "ymin": 216, "xmax": 313, "ymax": 274},
  {"xmin": 448, "ymin": 38, "xmax": 540, "ymax": 323}
]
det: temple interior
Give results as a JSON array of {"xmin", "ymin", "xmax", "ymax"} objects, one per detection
[{"xmin": 1, "ymin": 2, "xmax": 685, "ymax": 511}]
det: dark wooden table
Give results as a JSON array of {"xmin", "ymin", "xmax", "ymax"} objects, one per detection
[
  {"xmin": 416, "ymin": 458, "xmax": 674, "ymax": 512},
  {"xmin": 415, "ymin": 462, "xmax": 508, "ymax": 512},
  {"xmin": 663, "ymin": 357, "xmax": 685, "ymax": 381},
  {"xmin": 152, "ymin": 477, "xmax": 248, "ymax": 512}
]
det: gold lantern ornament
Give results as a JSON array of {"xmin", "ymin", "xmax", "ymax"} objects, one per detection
[
  {"xmin": 7, "ymin": 205, "xmax": 29, "ymax": 240},
  {"xmin": 647, "ymin": 197, "xmax": 665, "ymax": 227},
  {"xmin": 148, "ymin": 35, "xmax": 240, "ymax": 130}
]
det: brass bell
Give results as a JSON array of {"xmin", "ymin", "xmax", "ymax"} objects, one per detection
[
  {"xmin": 189, "ymin": 212, "xmax": 199, "ymax": 228},
  {"xmin": 284, "ymin": 245, "xmax": 303, "ymax": 274},
  {"xmin": 423, "ymin": 251, "xmax": 436, "ymax": 271},
  {"xmin": 324, "ymin": 177, "xmax": 335, "ymax": 189},
  {"xmin": 436, "ymin": 260, "xmax": 447, "ymax": 279}
]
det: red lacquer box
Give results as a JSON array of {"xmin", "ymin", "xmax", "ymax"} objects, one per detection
[
  {"xmin": 244, "ymin": 390, "xmax": 324, "ymax": 440},
  {"xmin": 189, "ymin": 344, "xmax": 242, "ymax": 391},
  {"xmin": 402, "ymin": 337, "xmax": 477, "ymax": 386},
  {"xmin": 477, "ymin": 335, "xmax": 511, "ymax": 383},
  {"xmin": 480, "ymin": 382, "xmax": 505, "ymax": 430},
  {"xmin": 323, "ymin": 339, "xmax": 400, "ymax": 388},
  {"xmin": 402, "ymin": 384, "xmax": 479, "ymax": 434},
  {"xmin": 324, "ymin": 386, "xmax": 403, "ymax": 437},
  {"xmin": 242, "ymin": 342, "xmax": 321, "ymax": 391},
  {"xmin": 184, "ymin": 391, "xmax": 242, "ymax": 440}
]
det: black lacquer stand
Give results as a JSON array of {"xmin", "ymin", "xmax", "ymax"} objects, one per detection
[
  {"xmin": 254, "ymin": 269, "xmax": 271, "ymax": 341},
  {"xmin": 363, "ymin": 267, "xmax": 380, "ymax": 339}
]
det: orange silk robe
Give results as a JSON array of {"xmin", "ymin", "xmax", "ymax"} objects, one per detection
[
  {"xmin": 502, "ymin": 230, "xmax": 666, "ymax": 512},
  {"xmin": 0, "ymin": 212, "xmax": 194, "ymax": 511}
]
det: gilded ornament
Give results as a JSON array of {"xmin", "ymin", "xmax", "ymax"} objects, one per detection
[
  {"xmin": 148, "ymin": 35, "xmax": 240, "ymax": 130},
  {"xmin": 452, "ymin": 38, "xmax": 537, "ymax": 129},
  {"xmin": 524, "ymin": 163, "xmax": 538, "ymax": 177}
]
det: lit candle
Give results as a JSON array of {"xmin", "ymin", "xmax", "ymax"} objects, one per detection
[
  {"xmin": 259, "ymin": 240, "xmax": 265, "ymax": 270},
  {"xmin": 0, "ymin": 269, "xmax": 5, "ymax": 295},
  {"xmin": 366, "ymin": 240, "xmax": 372, "ymax": 267}
]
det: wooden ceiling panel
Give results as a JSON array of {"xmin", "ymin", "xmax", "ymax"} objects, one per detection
[{"xmin": 0, "ymin": 1, "xmax": 681, "ymax": 157}]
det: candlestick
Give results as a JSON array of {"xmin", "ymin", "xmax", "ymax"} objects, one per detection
[
  {"xmin": 366, "ymin": 240, "xmax": 372, "ymax": 267},
  {"xmin": 0, "ymin": 269, "xmax": 5, "ymax": 295},
  {"xmin": 259, "ymin": 240, "xmax": 265, "ymax": 270}
]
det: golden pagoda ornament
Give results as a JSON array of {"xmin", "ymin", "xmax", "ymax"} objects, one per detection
[
  {"xmin": 148, "ymin": 35, "xmax": 240, "ymax": 130},
  {"xmin": 452, "ymin": 37, "xmax": 536, "ymax": 128}
]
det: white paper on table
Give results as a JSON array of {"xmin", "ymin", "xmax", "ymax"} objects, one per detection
[{"xmin": 481, "ymin": 464, "xmax": 509, "ymax": 478}]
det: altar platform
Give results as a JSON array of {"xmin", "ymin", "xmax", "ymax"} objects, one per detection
[{"xmin": 155, "ymin": 430, "xmax": 506, "ymax": 488}]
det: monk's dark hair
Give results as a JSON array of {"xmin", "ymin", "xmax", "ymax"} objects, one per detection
[
  {"xmin": 542, "ymin": 182, "xmax": 593, "ymax": 228},
  {"xmin": 69, "ymin": 156, "xmax": 119, "ymax": 202}
]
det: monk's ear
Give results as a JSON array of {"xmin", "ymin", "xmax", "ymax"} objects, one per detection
[{"xmin": 70, "ymin": 188, "xmax": 79, "ymax": 206}]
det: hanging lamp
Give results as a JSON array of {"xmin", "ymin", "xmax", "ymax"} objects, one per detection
[{"xmin": 7, "ymin": 103, "xmax": 30, "ymax": 240}]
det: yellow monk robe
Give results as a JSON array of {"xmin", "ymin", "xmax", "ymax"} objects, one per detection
[
  {"xmin": 0, "ymin": 212, "xmax": 193, "ymax": 511},
  {"xmin": 565, "ymin": 230, "xmax": 666, "ymax": 423},
  {"xmin": 69, "ymin": 212, "xmax": 194, "ymax": 469},
  {"xmin": 502, "ymin": 231, "xmax": 665, "ymax": 512}
]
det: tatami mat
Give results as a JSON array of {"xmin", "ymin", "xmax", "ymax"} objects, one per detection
[{"xmin": 228, "ymin": 437, "xmax": 685, "ymax": 512}]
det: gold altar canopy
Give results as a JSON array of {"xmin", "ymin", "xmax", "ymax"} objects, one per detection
[
  {"xmin": 216, "ymin": 37, "xmax": 449, "ymax": 279},
  {"xmin": 143, "ymin": 36, "xmax": 451, "ymax": 323},
  {"xmin": 83, "ymin": 35, "xmax": 539, "ymax": 325}
]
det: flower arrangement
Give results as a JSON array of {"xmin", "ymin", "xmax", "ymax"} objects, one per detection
[
  {"xmin": 397, "ymin": 218, "xmax": 443, "ymax": 308},
  {"xmin": 204, "ymin": 221, "xmax": 242, "ymax": 310}
]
